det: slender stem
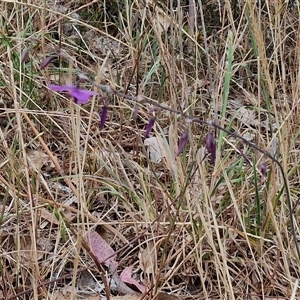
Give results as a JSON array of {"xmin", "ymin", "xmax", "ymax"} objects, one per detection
[{"xmin": 88, "ymin": 80, "xmax": 300, "ymax": 261}]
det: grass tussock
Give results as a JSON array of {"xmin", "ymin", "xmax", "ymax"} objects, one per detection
[{"xmin": 1, "ymin": 0, "xmax": 300, "ymax": 299}]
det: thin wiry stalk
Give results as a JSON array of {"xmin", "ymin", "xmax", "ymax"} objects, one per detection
[{"xmin": 88, "ymin": 79, "xmax": 300, "ymax": 261}]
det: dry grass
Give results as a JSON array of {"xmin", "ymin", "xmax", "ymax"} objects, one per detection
[{"xmin": 1, "ymin": 0, "xmax": 300, "ymax": 299}]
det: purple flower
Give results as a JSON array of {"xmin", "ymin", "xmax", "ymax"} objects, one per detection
[
  {"xmin": 144, "ymin": 117, "xmax": 155, "ymax": 138},
  {"xmin": 99, "ymin": 105, "xmax": 108, "ymax": 129},
  {"xmin": 205, "ymin": 132, "xmax": 216, "ymax": 164},
  {"xmin": 177, "ymin": 131, "xmax": 189, "ymax": 156},
  {"xmin": 49, "ymin": 83, "xmax": 97, "ymax": 104}
]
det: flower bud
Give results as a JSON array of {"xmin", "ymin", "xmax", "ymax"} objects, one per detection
[
  {"xmin": 205, "ymin": 132, "xmax": 216, "ymax": 164},
  {"xmin": 259, "ymin": 162, "xmax": 267, "ymax": 178},
  {"xmin": 21, "ymin": 48, "xmax": 30, "ymax": 63},
  {"xmin": 40, "ymin": 55, "xmax": 56, "ymax": 69},
  {"xmin": 177, "ymin": 131, "xmax": 189, "ymax": 156},
  {"xmin": 144, "ymin": 117, "xmax": 155, "ymax": 138},
  {"xmin": 99, "ymin": 105, "xmax": 108, "ymax": 129}
]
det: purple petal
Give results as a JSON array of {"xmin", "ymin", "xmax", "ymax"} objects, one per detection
[
  {"xmin": 99, "ymin": 105, "xmax": 108, "ymax": 129},
  {"xmin": 69, "ymin": 88, "xmax": 97, "ymax": 104},
  {"xmin": 49, "ymin": 84, "xmax": 97, "ymax": 104},
  {"xmin": 49, "ymin": 84, "xmax": 72, "ymax": 92},
  {"xmin": 177, "ymin": 131, "xmax": 188, "ymax": 156},
  {"xmin": 144, "ymin": 117, "xmax": 155, "ymax": 138}
]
